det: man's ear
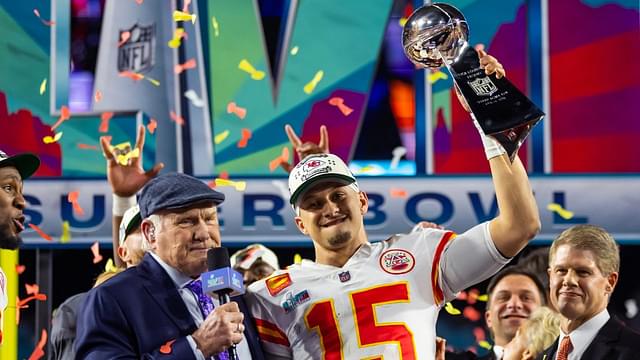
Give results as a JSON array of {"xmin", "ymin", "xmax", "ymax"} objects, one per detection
[
  {"xmin": 606, "ymin": 272, "xmax": 619, "ymax": 295},
  {"xmin": 359, "ymin": 191, "xmax": 368, "ymax": 215},
  {"xmin": 141, "ymin": 220, "xmax": 157, "ymax": 248},
  {"xmin": 294, "ymin": 216, "xmax": 308, "ymax": 235},
  {"xmin": 117, "ymin": 245, "xmax": 128, "ymax": 262},
  {"xmin": 484, "ymin": 309, "xmax": 492, "ymax": 329}
]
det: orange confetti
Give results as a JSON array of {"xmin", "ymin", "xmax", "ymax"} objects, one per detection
[
  {"xmin": 269, "ymin": 146, "xmax": 289, "ymax": 172},
  {"xmin": 462, "ymin": 306, "xmax": 481, "ymax": 322},
  {"xmin": 18, "ymin": 293, "xmax": 47, "ymax": 308},
  {"xmin": 94, "ymin": 90, "xmax": 103, "ymax": 102},
  {"xmin": 237, "ymin": 128, "xmax": 252, "ymax": 148},
  {"xmin": 28, "ymin": 329, "xmax": 47, "ymax": 360},
  {"xmin": 119, "ymin": 71, "xmax": 145, "ymax": 81},
  {"xmin": 170, "ymin": 111, "xmax": 185, "ymax": 126},
  {"xmin": 226, "ymin": 102, "xmax": 247, "ymax": 119},
  {"xmin": 219, "ymin": 171, "xmax": 229, "ymax": 180},
  {"xmin": 467, "ymin": 288, "xmax": 480, "ymax": 305},
  {"xmin": 28, "ymin": 224, "xmax": 52, "ymax": 241},
  {"xmin": 68, "ymin": 191, "xmax": 85, "ymax": 216},
  {"xmin": 77, "ymin": 143, "xmax": 98, "ymax": 150},
  {"xmin": 181, "ymin": 0, "xmax": 192, "ymax": 13},
  {"xmin": 118, "ymin": 31, "xmax": 131, "ymax": 47},
  {"xmin": 473, "ymin": 327, "xmax": 486, "ymax": 342},
  {"xmin": 328, "ymin": 97, "xmax": 353, "ymax": 116},
  {"xmin": 390, "ymin": 188, "xmax": 408, "ymax": 198},
  {"xmin": 99, "ymin": 112, "xmax": 114, "ymax": 133},
  {"xmin": 147, "ymin": 118, "xmax": 158, "ymax": 134},
  {"xmin": 51, "ymin": 105, "xmax": 71, "ymax": 130},
  {"xmin": 16, "ymin": 264, "xmax": 26, "ymax": 274},
  {"xmin": 25, "ymin": 283, "xmax": 39, "ymax": 295},
  {"xmin": 160, "ymin": 339, "xmax": 176, "ymax": 354},
  {"xmin": 33, "ymin": 9, "xmax": 55, "ymax": 26},
  {"xmin": 91, "ymin": 241, "xmax": 103, "ymax": 264},
  {"xmin": 174, "ymin": 58, "xmax": 197, "ymax": 74}
]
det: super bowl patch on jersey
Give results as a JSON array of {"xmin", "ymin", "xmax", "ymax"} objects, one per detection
[{"xmin": 379, "ymin": 249, "xmax": 415, "ymax": 275}]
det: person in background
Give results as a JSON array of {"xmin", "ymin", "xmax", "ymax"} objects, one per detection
[
  {"xmin": 231, "ymin": 244, "xmax": 279, "ymax": 287},
  {"xmin": 517, "ymin": 247, "xmax": 551, "ymax": 306},
  {"xmin": 502, "ymin": 306, "xmax": 561, "ymax": 360},
  {"xmin": 539, "ymin": 225, "xmax": 640, "ymax": 360},
  {"xmin": 0, "ymin": 149, "xmax": 39, "ymax": 345}
]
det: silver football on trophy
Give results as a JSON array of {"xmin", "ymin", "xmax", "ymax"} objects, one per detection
[{"xmin": 402, "ymin": 3, "xmax": 469, "ymax": 68}]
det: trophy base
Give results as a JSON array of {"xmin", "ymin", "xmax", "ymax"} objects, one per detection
[{"xmin": 445, "ymin": 45, "xmax": 545, "ymax": 161}]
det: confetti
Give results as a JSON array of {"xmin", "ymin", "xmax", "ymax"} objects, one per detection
[
  {"xmin": 390, "ymin": 146, "xmax": 407, "ymax": 169},
  {"xmin": 25, "ymin": 283, "xmax": 39, "ymax": 295},
  {"xmin": 110, "ymin": 142, "xmax": 140, "ymax": 166},
  {"xmin": 18, "ymin": 293, "xmax": 47, "ymax": 307},
  {"xmin": 91, "ymin": 242, "xmax": 103, "ymax": 264},
  {"xmin": 444, "ymin": 302, "xmax": 461, "ymax": 315},
  {"xmin": 237, "ymin": 128, "xmax": 252, "ymax": 148},
  {"xmin": 16, "ymin": 264, "xmax": 26, "ymax": 274},
  {"xmin": 68, "ymin": 191, "xmax": 85, "ymax": 216},
  {"xmin": 429, "ymin": 70, "xmax": 448, "ymax": 84},
  {"xmin": 28, "ymin": 329, "xmax": 47, "ymax": 360},
  {"xmin": 119, "ymin": 71, "xmax": 144, "ymax": 81},
  {"xmin": 293, "ymin": 253, "xmax": 302, "ymax": 264},
  {"xmin": 214, "ymin": 129, "xmax": 229, "ymax": 144},
  {"xmin": 303, "ymin": 70, "xmax": 324, "ymax": 94},
  {"xmin": 167, "ymin": 28, "xmax": 186, "ymax": 48},
  {"xmin": 182, "ymin": 0, "xmax": 192, "ymax": 13},
  {"xmin": 218, "ymin": 171, "xmax": 229, "ymax": 180},
  {"xmin": 467, "ymin": 288, "xmax": 480, "ymax": 304},
  {"xmin": 478, "ymin": 340, "xmax": 492, "ymax": 350},
  {"xmin": 174, "ymin": 58, "xmax": 197, "ymax": 74},
  {"xmin": 226, "ymin": 102, "xmax": 247, "ymax": 119},
  {"xmin": 269, "ymin": 146, "xmax": 290, "ymax": 172},
  {"xmin": 390, "ymin": 188, "xmax": 408, "ymax": 198},
  {"xmin": 215, "ymin": 178, "xmax": 246, "ymax": 192},
  {"xmin": 77, "ymin": 143, "xmax": 98, "ymax": 150},
  {"xmin": 477, "ymin": 294, "xmax": 488, "ymax": 302},
  {"xmin": 184, "ymin": 90, "xmax": 204, "ymax": 107},
  {"xmin": 105, "ymin": 258, "xmax": 118, "ymax": 272},
  {"xmin": 160, "ymin": 339, "xmax": 176, "ymax": 354},
  {"xmin": 147, "ymin": 118, "xmax": 158, "ymax": 134},
  {"xmin": 51, "ymin": 105, "xmax": 71, "ymax": 130},
  {"xmin": 33, "ymin": 9, "xmax": 55, "ymax": 26},
  {"xmin": 328, "ymin": 97, "xmax": 353, "ymax": 116},
  {"xmin": 118, "ymin": 31, "xmax": 131, "ymax": 47},
  {"xmin": 135, "ymin": 0, "xmax": 144, "ymax": 4},
  {"xmin": 39, "ymin": 78, "xmax": 47, "ymax": 95},
  {"xmin": 399, "ymin": 17, "xmax": 407, "ymax": 27},
  {"xmin": 463, "ymin": 306, "xmax": 481, "ymax": 321},
  {"xmin": 173, "ymin": 10, "xmax": 196, "ymax": 24},
  {"xmin": 99, "ymin": 112, "xmax": 114, "ymax": 133},
  {"xmin": 170, "ymin": 111, "xmax": 185, "ymax": 126},
  {"xmin": 94, "ymin": 90, "xmax": 103, "ymax": 102},
  {"xmin": 473, "ymin": 327, "xmax": 486, "ymax": 342},
  {"xmin": 43, "ymin": 131, "xmax": 63, "ymax": 144},
  {"xmin": 547, "ymin": 203, "xmax": 574, "ymax": 220},
  {"xmin": 146, "ymin": 77, "xmax": 160, "ymax": 86},
  {"xmin": 211, "ymin": 16, "xmax": 220, "ymax": 37},
  {"xmin": 290, "ymin": 46, "xmax": 299, "ymax": 55},
  {"xmin": 238, "ymin": 59, "xmax": 265, "ymax": 80},
  {"xmin": 60, "ymin": 221, "xmax": 71, "ymax": 243}
]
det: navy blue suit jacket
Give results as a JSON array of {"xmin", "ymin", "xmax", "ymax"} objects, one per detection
[
  {"xmin": 75, "ymin": 253, "xmax": 265, "ymax": 359},
  {"xmin": 537, "ymin": 317, "xmax": 640, "ymax": 360}
]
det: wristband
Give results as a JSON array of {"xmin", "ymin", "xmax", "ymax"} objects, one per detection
[
  {"xmin": 471, "ymin": 114, "xmax": 506, "ymax": 160},
  {"xmin": 112, "ymin": 194, "xmax": 137, "ymax": 217}
]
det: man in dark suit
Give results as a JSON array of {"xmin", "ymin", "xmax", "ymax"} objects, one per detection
[
  {"xmin": 75, "ymin": 172, "xmax": 264, "ymax": 359},
  {"xmin": 538, "ymin": 225, "xmax": 640, "ymax": 360}
]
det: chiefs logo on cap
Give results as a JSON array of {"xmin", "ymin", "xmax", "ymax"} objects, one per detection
[
  {"xmin": 303, "ymin": 159, "xmax": 324, "ymax": 171},
  {"xmin": 379, "ymin": 249, "xmax": 415, "ymax": 275}
]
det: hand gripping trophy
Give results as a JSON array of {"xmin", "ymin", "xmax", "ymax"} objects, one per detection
[{"xmin": 402, "ymin": 3, "xmax": 544, "ymax": 161}]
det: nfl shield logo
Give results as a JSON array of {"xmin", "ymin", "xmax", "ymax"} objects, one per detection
[
  {"xmin": 469, "ymin": 77, "xmax": 498, "ymax": 96},
  {"xmin": 338, "ymin": 271, "xmax": 351, "ymax": 282},
  {"xmin": 118, "ymin": 23, "xmax": 156, "ymax": 73}
]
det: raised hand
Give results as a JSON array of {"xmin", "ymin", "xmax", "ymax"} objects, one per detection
[
  {"xmin": 100, "ymin": 124, "xmax": 164, "ymax": 197},
  {"xmin": 191, "ymin": 302, "xmax": 245, "ymax": 357},
  {"xmin": 280, "ymin": 124, "xmax": 330, "ymax": 173}
]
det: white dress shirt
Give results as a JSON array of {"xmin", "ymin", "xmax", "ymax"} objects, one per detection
[
  {"xmin": 149, "ymin": 252, "xmax": 253, "ymax": 360},
  {"xmin": 555, "ymin": 308, "xmax": 610, "ymax": 360}
]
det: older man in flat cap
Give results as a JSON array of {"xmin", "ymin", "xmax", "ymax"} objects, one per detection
[{"xmin": 75, "ymin": 173, "xmax": 264, "ymax": 359}]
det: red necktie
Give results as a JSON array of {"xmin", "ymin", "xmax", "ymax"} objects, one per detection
[{"xmin": 557, "ymin": 335, "xmax": 573, "ymax": 360}]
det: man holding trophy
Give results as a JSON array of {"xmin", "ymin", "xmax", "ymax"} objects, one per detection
[{"xmin": 245, "ymin": 3, "xmax": 542, "ymax": 359}]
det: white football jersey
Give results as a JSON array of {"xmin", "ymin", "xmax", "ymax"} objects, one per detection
[
  {"xmin": 0, "ymin": 266, "xmax": 7, "ymax": 345},
  {"xmin": 246, "ymin": 223, "xmax": 509, "ymax": 359}
]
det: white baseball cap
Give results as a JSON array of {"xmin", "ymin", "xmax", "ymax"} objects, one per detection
[
  {"xmin": 118, "ymin": 205, "xmax": 141, "ymax": 246},
  {"xmin": 288, "ymin": 153, "xmax": 358, "ymax": 206},
  {"xmin": 231, "ymin": 244, "xmax": 280, "ymax": 271}
]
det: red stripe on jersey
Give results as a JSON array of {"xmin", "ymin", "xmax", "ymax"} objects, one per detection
[
  {"xmin": 430, "ymin": 231, "xmax": 457, "ymax": 306},
  {"xmin": 255, "ymin": 318, "xmax": 290, "ymax": 347}
]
